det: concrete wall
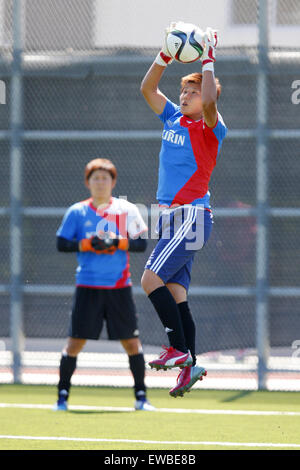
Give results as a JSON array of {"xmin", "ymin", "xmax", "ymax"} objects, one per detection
[{"xmin": 94, "ymin": 0, "xmax": 300, "ymax": 48}]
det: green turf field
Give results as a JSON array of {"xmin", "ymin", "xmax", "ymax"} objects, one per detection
[{"xmin": 0, "ymin": 384, "xmax": 300, "ymax": 450}]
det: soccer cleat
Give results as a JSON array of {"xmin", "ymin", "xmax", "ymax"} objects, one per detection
[
  {"xmin": 169, "ymin": 365, "xmax": 207, "ymax": 398},
  {"xmin": 134, "ymin": 391, "xmax": 156, "ymax": 411},
  {"xmin": 53, "ymin": 389, "xmax": 68, "ymax": 411},
  {"xmin": 134, "ymin": 399, "xmax": 156, "ymax": 411},
  {"xmin": 149, "ymin": 345, "xmax": 193, "ymax": 370}
]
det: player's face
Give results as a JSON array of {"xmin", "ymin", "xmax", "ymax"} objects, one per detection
[
  {"xmin": 180, "ymin": 83, "xmax": 202, "ymax": 119},
  {"xmin": 87, "ymin": 169, "xmax": 116, "ymax": 202}
]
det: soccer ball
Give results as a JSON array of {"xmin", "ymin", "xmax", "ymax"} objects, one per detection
[{"xmin": 166, "ymin": 22, "xmax": 204, "ymax": 63}]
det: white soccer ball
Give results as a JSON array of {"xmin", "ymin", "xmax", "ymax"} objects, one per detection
[{"xmin": 166, "ymin": 22, "xmax": 204, "ymax": 63}]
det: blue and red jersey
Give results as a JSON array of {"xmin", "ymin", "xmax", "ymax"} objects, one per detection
[
  {"xmin": 157, "ymin": 99, "xmax": 227, "ymax": 208},
  {"xmin": 56, "ymin": 197, "xmax": 147, "ymax": 288}
]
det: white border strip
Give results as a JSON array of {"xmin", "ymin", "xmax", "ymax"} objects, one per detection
[
  {"xmin": 2, "ymin": 373, "xmax": 300, "ymax": 390},
  {"xmin": 0, "ymin": 435, "xmax": 300, "ymax": 448},
  {"xmin": 1, "ymin": 403, "xmax": 300, "ymax": 416}
]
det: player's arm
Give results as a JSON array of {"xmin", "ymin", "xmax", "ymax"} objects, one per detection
[
  {"xmin": 56, "ymin": 236, "xmax": 79, "ymax": 252},
  {"xmin": 202, "ymin": 71, "xmax": 218, "ymax": 128},
  {"xmin": 57, "ymin": 233, "xmax": 147, "ymax": 254},
  {"xmin": 140, "ymin": 62, "xmax": 167, "ymax": 115},
  {"xmin": 201, "ymin": 28, "xmax": 218, "ymax": 128},
  {"xmin": 140, "ymin": 24, "xmax": 175, "ymax": 114}
]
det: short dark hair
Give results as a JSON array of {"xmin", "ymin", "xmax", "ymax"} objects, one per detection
[
  {"xmin": 181, "ymin": 72, "xmax": 222, "ymax": 99},
  {"xmin": 85, "ymin": 158, "xmax": 117, "ymax": 183}
]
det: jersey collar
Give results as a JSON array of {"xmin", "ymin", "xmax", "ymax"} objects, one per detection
[
  {"xmin": 88, "ymin": 197, "xmax": 113, "ymax": 215},
  {"xmin": 180, "ymin": 115, "xmax": 203, "ymax": 128}
]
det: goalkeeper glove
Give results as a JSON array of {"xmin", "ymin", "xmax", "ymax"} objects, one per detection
[
  {"xmin": 80, "ymin": 233, "xmax": 128, "ymax": 254},
  {"xmin": 155, "ymin": 22, "xmax": 177, "ymax": 67},
  {"xmin": 202, "ymin": 27, "xmax": 218, "ymax": 72}
]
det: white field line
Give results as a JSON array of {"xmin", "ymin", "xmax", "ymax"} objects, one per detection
[
  {"xmin": 0, "ymin": 435, "xmax": 300, "ymax": 448},
  {"xmin": 1, "ymin": 402, "xmax": 300, "ymax": 416}
]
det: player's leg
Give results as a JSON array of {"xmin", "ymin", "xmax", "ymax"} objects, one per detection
[
  {"xmin": 141, "ymin": 269, "xmax": 188, "ymax": 355},
  {"xmin": 165, "ymin": 281, "xmax": 206, "ymax": 397},
  {"xmin": 166, "ymin": 281, "xmax": 196, "ymax": 366},
  {"xmin": 177, "ymin": 301, "xmax": 196, "ymax": 364},
  {"xmin": 166, "ymin": 208, "xmax": 212, "ymax": 367},
  {"xmin": 105, "ymin": 288, "xmax": 155, "ymax": 411},
  {"xmin": 54, "ymin": 337, "xmax": 86, "ymax": 410},
  {"xmin": 120, "ymin": 337, "xmax": 145, "ymax": 398},
  {"xmin": 167, "ymin": 210, "xmax": 213, "ymax": 397},
  {"xmin": 120, "ymin": 337, "xmax": 154, "ymax": 411},
  {"xmin": 54, "ymin": 287, "xmax": 105, "ymax": 410},
  {"xmin": 142, "ymin": 207, "xmax": 201, "ymax": 369}
]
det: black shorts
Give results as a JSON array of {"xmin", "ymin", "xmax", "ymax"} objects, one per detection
[{"xmin": 69, "ymin": 286, "xmax": 139, "ymax": 341}]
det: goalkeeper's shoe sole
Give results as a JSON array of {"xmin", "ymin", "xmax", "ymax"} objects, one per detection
[{"xmin": 169, "ymin": 366, "xmax": 207, "ymax": 398}]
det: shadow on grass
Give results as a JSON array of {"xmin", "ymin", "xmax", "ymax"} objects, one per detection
[{"xmin": 221, "ymin": 390, "xmax": 254, "ymax": 403}]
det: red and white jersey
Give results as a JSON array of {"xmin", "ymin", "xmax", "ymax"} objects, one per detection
[
  {"xmin": 157, "ymin": 99, "xmax": 227, "ymax": 208},
  {"xmin": 56, "ymin": 197, "xmax": 147, "ymax": 288}
]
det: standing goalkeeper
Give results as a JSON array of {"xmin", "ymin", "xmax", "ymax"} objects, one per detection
[
  {"xmin": 140, "ymin": 25, "xmax": 227, "ymax": 397},
  {"xmin": 53, "ymin": 158, "xmax": 154, "ymax": 411}
]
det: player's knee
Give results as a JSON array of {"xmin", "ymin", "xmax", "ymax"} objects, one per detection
[
  {"xmin": 141, "ymin": 270, "xmax": 151, "ymax": 293},
  {"xmin": 166, "ymin": 283, "xmax": 187, "ymax": 303},
  {"xmin": 121, "ymin": 338, "xmax": 141, "ymax": 355},
  {"xmin": 65, "ymin": 338, "xmax": 86, "ymax": 356},
  {"xmin": 141, "ymin": 271, "xmax": 147, "ymax": 291},
  {"xmin": 141, "ymin": 270, "xmax": 163, "ymax": 295}
]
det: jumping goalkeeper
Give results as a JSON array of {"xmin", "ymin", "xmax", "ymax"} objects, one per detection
[{"xmin": 140, "ymin": 25, "xmax": 227, "ymax": 397}]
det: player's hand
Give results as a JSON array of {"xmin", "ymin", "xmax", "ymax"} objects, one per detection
[
  {"xmin": 79, "ymin": 237, "xmax": 104, "ymax": 254},
  {"xmin": 155, "ymin": 22, "xmax": 176, "ymax": 67},
  {"xmin": 79, "ymin": 232, "xmax": 116, "ymax": 254},
  {"xmin": 91, "ymin": 231, "xmax": 118, "ymax": 254},
  {"xmin": 91, "ymin": 234, "xmax": 117, "ymax": 254},
  {"xmin": 80, "ymin": 231, "xmax": 129, "ymax": 254},
  {"xmin": 202, "ymin": 27, "xmax": 218, "ymax": 69}
]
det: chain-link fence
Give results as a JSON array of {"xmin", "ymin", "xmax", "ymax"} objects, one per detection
[{"xmin": 0, "ymin": 0, "xmax": 300, "ymax": 391}]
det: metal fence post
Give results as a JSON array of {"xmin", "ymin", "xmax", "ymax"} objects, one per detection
[
  {"xmin": 256, "ymin": 0, "xmax": 270, "ymax": 390},
  {"xmin": 10, "ymin": 0, "xmax": 25, "ymax": 384}
]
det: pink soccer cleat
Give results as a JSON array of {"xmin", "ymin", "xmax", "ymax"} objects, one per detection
[
  {"xmin": 169, "ymin": 365, "xmax": 207, "ymax": 397},
  {"xmin": 149, "ymin": 345, "xmax": 192, "ymax": 371}
]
